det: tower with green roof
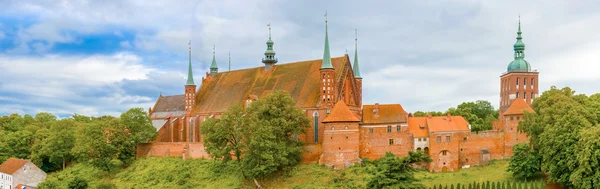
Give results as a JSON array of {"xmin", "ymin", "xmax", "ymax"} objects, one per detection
[
  {"xmin": 262, "ymin": 23, "xmax": 278, "ymax": 70},
  {"xmin": 210, "ymin": 45, "xmax": 218, "ymax": 77},
  {"xmin": 320, "ymin": 12, "xmax": 336, "ymax": 108},
  {"xmin": 185, "ymin": 41, "xmax": 196, "ymax": 116},
  {"xmin": 499, "ymin": 17, "xmax": 539, "ymax": 116}
]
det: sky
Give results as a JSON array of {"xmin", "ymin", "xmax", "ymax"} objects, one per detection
[{"xmin": 0, "ymin": 0, "xmax": 599, "ymax": 118}]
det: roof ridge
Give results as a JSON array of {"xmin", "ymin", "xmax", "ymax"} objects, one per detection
[{"xmin": 213, "ymin": 56, "xmax": 348, "ymax": 76}]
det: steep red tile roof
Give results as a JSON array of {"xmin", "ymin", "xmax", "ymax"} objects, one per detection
[
  {"xmin": 194, "ymin": 55, "xmax": 350, "ymax": 114},
  {"xmin": 323, "ymin": 101, "xmax": 360, "ymax": 122},
  {"xmin": 362, "ymin": 104, "xmax": 408, "ymax": 124},
  {"xmin": 153, "ymin": 95, "xmax": 185, "ymax": 112},
  {"xmin": 0, "ymin": 158, "xmax": 28, "ymax": 174},
  {"xmin": 408, "ymin": 117, "xmax": 429, "ymax": 137},
  {"xmin": 427, "ymin": 116, "xmax": 470, "ymax": 133},
  {"xmin": 504, "ymin": 98, "xmax": 535, "ymax": 115}
]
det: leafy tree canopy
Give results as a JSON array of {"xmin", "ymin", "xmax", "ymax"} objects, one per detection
[
  {"xmin": 506, "ymin": 143, "xmax": 541, "ymax": 179},
  {"xmin": 367, "ymin": 151, "xmax": 432, "ymax": 189}
]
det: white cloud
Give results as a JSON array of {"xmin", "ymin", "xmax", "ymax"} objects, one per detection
[{"xmin": 1, "ymin": 0, "xmax": 600, "ymax": 116}]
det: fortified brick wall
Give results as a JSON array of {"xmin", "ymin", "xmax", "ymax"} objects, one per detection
[
  {"xmin": 460, "ymin": 131, "xmax": 505, "ymax": 167},
  {"xmin": 359, "ymin": 124, "xmax": 414, "ymax": 160}
]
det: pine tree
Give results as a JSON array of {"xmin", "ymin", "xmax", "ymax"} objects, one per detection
[
  {"xmin": 434, "ymin": 185, "xmax": 437, "ymax": 189},
  {"xmin": 439, "ymin": 184, "xmax": 443, "ymax": 189},
  {"xmin": 497, "ymin": 181, "xmax": 501, "ymax": 189},
  {"xmin": 492, "ymin": 182, "xmax": 496, "ymax": 189},
  {"xmin": 507, "ymin": 181, "xmax": 511, "ymax": 189},
  {"xmin": 451, "ymin": 184, "xmax": 455, "ymax": 189},
  {"xmin": 501, "ymin": 182, "xmax": 505, "ymax": 189},
  {"xmin": 457, "ymin": 183, "xmax": 461, "ymax": 189},
  {"xmin": 486, "ymin": 181, "xmax": 491, "ymax": 189},
  {"xmin": 468, "ymin": 183, "xmax": 472, "ymax": 189},
  {"xmin": 476, "ymin": 182, "xmax": 480, "ymax": 189}
]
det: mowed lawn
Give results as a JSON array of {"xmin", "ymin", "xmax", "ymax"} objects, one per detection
[{"xmin": 416, "ymin": 160, "xmax": 544, "ymax": 188}]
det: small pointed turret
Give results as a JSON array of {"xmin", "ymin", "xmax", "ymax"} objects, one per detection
[
  {"xmin": 186, "ymin": 41, "xmax": 195, "ymax": 85},
  {"xmin": 321, "ymin": 12, "xmax": 333, "ymax": 69},
  {"xmin": 353, "ymin": 29, "xmax": 361, "ymax": 78},
  {"xmin": 262, "ymin": 23, "xmax": 278, "ymax": 70},
  {"xmin": 210, "ymin": 45, "xmax": 218, "ymax": 77}
]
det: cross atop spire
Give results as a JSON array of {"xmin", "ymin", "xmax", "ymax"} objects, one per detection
[
  {"xmin": 228, "ymin": 51, "xmax": 231, "ymax": 71},
  {"xmin": 268, "ymin": 23, "xmax": 272, "ymax": 39}
]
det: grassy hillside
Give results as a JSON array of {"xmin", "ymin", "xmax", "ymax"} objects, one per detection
[{"xmin": 41, "ymin": 158, "xmax": 541, "ymax": 189}]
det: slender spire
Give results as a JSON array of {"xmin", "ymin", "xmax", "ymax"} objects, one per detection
[
  {"xmin": 210, "ymin": 45, "xmax": 218, "ymax": 75},
  {"xmin": 321, "ymin": 11, "xmax": 333, "ymax": 69},
  {"xmin": 228, "ymin": 51, "xmax": 231, "ymax": 71},
  {"xmin": 263, "ymin": 23, "xmax": 278, "ymax": 70},
  {"xmin": 186, "ymin": 40, "xmax": 195, "ymax": 85},
  {"xmin": 513, "ymin": 15, "xmax": 525, "ymax": 56},
  {"xmin": 353, "ymin": 29, "xmax": 361, "ymax": 78}
]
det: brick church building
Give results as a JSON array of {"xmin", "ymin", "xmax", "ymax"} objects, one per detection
[{"xmin": 138, "ymin": 18, "xmax": 538, "ymax": 172}]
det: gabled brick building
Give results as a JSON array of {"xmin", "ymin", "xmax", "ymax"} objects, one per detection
[{"xmin": 139, "ymin": 18, "xmax": 539, "ymax": 172}]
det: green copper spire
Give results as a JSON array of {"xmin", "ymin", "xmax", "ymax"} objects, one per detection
[
  {"xmin": 262, "ymin": 23, "xmax": 278, "ymax": 70},
  {"xmin": 353, "ymin": 29, "xmax": 361, "ymax": 78},
  {"xmin": 507, "ymin": 16, "xmax": 531, "ymax": 72},
  {"xmin": 186, "ymin": 41, "xmax": 195, "ymax": 86},
  {"xmin": 210, "ymin": 45, "xmax": 218, "ymax": 76},
  {"xmin": 321, "ymin": 12, "xmax": 333, "ymax": 69}
]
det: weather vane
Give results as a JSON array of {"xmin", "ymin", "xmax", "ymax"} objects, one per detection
[
  {"xmin": 324, "ymin": 11, "xmax": 327, "ymax": 23},
  {"xmin": 213, "ymin": 45, "xmax": 215, "ymax": 55},
  {"xmin": 267, "ymin": 23, "xmax": 271, "ymax": 38}
]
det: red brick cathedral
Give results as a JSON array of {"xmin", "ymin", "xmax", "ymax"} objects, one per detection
[{"xmin": 140, "ymin": 19, "xmax": 538, "ymax": 172}]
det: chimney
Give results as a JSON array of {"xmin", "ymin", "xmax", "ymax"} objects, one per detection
[
  {"xmin": 408, "ymin": 112, "xmax": 413, "ymax": 118},
  {"xmin": 427, "ymin": 114, "xmax": 432, "ymax": 119},
  {"xmin": 374, "ymin": 103, "xmax": 379, "ymax": 116},
  {"xmin": 447, "ymin": 113, "xmax": 452, "ymax": 122}
]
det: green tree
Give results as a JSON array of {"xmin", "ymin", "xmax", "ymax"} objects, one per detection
[
  {"xmin": 120, "ymin": 108, "xmax": 156, "ymax": 144},
  {"xmin": 518, "ymin": 86, "xmax": 597, "ymax": 187},
  {"xmin": 72, "ymin": 117, "xmax": 134, "ymax": 171},
  {"xmin": 68, "ymin": 176, "xmax": 89, "ymax": 189},
  {"xmin": 201, "ymin": 91, "xmax": 308, "ymax": 187},
  {"xmin": 367, "ymin": 151, "xmax": 432, "ymax": 189},
  {"xmin": 570, "ymin": 125, "xmax": 600, "ymax": 189},
  {"xmin": 41, "ymin": 119, "xmax": 76, "ymax": 170},
  {"xmin": 242, "ymin": 91, "xmax": 309, "ymax": 185},
  {"xmin": 507, "ymin": 143, "xmax": 541, "ymax": 179},
  {"xmin": 413, "ymin": 111, "xmax": 444, "ymax": 117},
  {"xmin": 0, "ymin": 130, "xmax": 34, "ymax": 161},
  {"xmin": 201, "ymin": 104, "xmax": 247, "ymax": 162}
]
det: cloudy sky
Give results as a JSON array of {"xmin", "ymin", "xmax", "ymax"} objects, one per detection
[{"xmin": 0, "ymin": 0, "xmax": 599, "ymax": 117}]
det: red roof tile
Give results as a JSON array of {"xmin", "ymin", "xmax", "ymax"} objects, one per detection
[
  {"xmin": 408, "ymin": 117, "xmax": 429, "ymax": 137},
  {"xmin": 362, "ymin": 104, "xmax": 408, "ymax": 124},
  {"xmin": 153, "ymin": 95, "xmax": 185, "ymax": 112},
  {"xmin": 194, "ymin": 55, "xmax": 350, "ymax": 114},
  {"xmin": 504, "ymin": 98, "xmax": 535, "ymax": 115},
  {"xmin": 323, "ymin": 101, "xmax": 360, "ymax": 122},
  {"xmin": 427, "ymin": 116, "xmax": 470, "ymax": 133},
  {"xmin": 0, "ymin": 158, "xmax": 28, "ymax": 174}
]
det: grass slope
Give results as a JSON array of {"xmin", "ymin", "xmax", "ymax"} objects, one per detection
[{"xmin": 41, "ymin": 158, "xmax": 541, "ymax": 189}]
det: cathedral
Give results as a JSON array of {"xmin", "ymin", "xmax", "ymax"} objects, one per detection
[{"xmin": 139, "ymin": 18, "xmax": 539, "ymax": 172}]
